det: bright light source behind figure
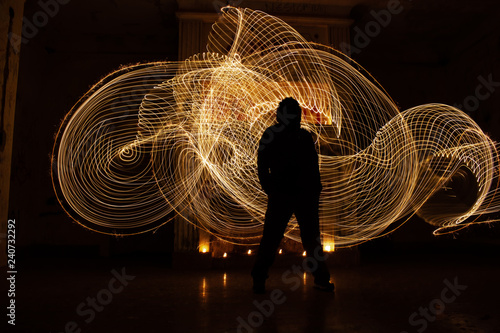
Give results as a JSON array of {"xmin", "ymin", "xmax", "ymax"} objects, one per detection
[
  {"xmin": 52, "ymin": 7, "xmax": 500, "ymax": 249},
  {"xmin": 324, "ymin": 244, "xmax": 334, "ymax": 252}
]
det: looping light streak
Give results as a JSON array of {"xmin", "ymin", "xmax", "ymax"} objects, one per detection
[{"xmin": 52, "ymin": 7, "xmax": 500, "ymax": 246}]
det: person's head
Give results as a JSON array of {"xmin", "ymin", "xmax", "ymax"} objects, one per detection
[{"xmin": 277, "ymin": 97, "xmax": 301, "ymax": 128}]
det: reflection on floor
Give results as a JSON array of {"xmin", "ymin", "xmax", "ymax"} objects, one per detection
[{"xmin": 5, "ymin": 244, "xmax": 500, "ymax": 333}]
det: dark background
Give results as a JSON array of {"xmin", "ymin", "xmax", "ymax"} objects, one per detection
[{"xmin": 9, "ymin": 0, "xmax": 500, "ymax": 259}]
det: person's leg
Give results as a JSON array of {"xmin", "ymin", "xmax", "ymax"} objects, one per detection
[
  {"xmin": 252, "ymin": 194, "xmax": 294, "ymax": 287},
  {"xmin": 294, "ymin": 194, "xmax": 331, "ymax": 286}
]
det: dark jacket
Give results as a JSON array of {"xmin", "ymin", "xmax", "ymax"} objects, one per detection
[{"xmin": 257, "ymin": 124, "xmax": 322, "ymax": 196}]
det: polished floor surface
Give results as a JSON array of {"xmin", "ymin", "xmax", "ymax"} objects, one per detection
[{"xmin": 4, "ymin": 244, "xmax": 500, "ymax": 333}]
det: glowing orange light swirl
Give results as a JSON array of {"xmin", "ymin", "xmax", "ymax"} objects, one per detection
[{"xmin": 52, "ymin": 7, "xmax": 500, "ymax": 246}]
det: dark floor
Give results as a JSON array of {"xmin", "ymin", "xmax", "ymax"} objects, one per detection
[{"xmin": 3, "ymin": 244, "xmax": 500, "ymax": 333}]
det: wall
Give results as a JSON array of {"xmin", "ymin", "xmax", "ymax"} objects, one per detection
[{"xmin": 1, "ymin": 0, "xmax": 25, "ymax": 267}]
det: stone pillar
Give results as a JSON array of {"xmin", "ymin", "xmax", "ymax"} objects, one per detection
[
  {"xmin": 178, "ymin": 19, "xmax": 203, "ymax": 61},
  {"xmin": 174, "ymin": 216, "xmax": 199, "ymax": 252},
  {"xmin": 0, "ymin": 0, "xmax": 25, "ymax": 267},
  {"xmin": 174, "ymin": 11, "xmax": 217, "ymax": 252},
  {"xmin": 177, "ymin": 12, "xmax": 218, "ymax": 60},
  {"xmin": 329, "ymin": 25, "xmax": 350, "ymax": 51}
]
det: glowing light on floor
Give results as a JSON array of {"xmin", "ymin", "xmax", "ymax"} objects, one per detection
[
  {"xmin": 324, "ymin": 244, "xmax": 334, "ymax": 252},
  {"xmin": 52, "ymin": 6, "xmax": 500, "ymax": 247},
  {"xmin": 223, "ymin": 252, "xmax": 228, "ymax": 258},
  {"xmin": 247, "ymin": 249, "xmax": 252, "ymax": 255}
]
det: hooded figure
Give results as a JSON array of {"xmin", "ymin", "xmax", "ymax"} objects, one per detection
[
  {"xmin": 252, "ymin": 97, "xmax": 333, "ymax": 294},
  {"xmin": 257, "ymin": 97, "xmax": 322, "ymax": 196}
]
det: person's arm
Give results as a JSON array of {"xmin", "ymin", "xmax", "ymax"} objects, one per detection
[
  {"xmin": 306, "ymin": 131, "xmax": 323, "ymax": 193},
  {"xmin": 257, "ymin": 129, "xmax": 272, "ymax": 195}
]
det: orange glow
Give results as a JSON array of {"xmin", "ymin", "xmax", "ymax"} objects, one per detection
[{"xmin": 324, "ymin": 243, "xmax": 335, "ymax": 252}]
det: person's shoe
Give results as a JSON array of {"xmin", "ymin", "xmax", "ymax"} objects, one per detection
[
  {"xmin": 252, "ymin": 279, "xmax": 266, "ymax": 294},
  {"xmin": 314, "ymin": 280, "xmax": 335, "ymax": 292}
]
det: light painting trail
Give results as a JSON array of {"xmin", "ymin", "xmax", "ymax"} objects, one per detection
[{"xmin": 51, "ymin": 7, "xmax": 500, "ymax": 247}]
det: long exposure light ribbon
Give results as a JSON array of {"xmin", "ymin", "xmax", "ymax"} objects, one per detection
[{"xmin": 52, "ymin": 7, "xmax": 500, "ymax": 246}]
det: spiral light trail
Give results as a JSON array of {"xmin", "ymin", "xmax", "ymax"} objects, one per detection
[{"xmin": 52, "ymin": 7, "xmax": 500, "ymax": 247}]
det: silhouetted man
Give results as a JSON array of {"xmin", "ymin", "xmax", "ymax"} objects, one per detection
[{"xmin": 252, "ymin": 97, "xmax": 333, "ymax": 294}]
